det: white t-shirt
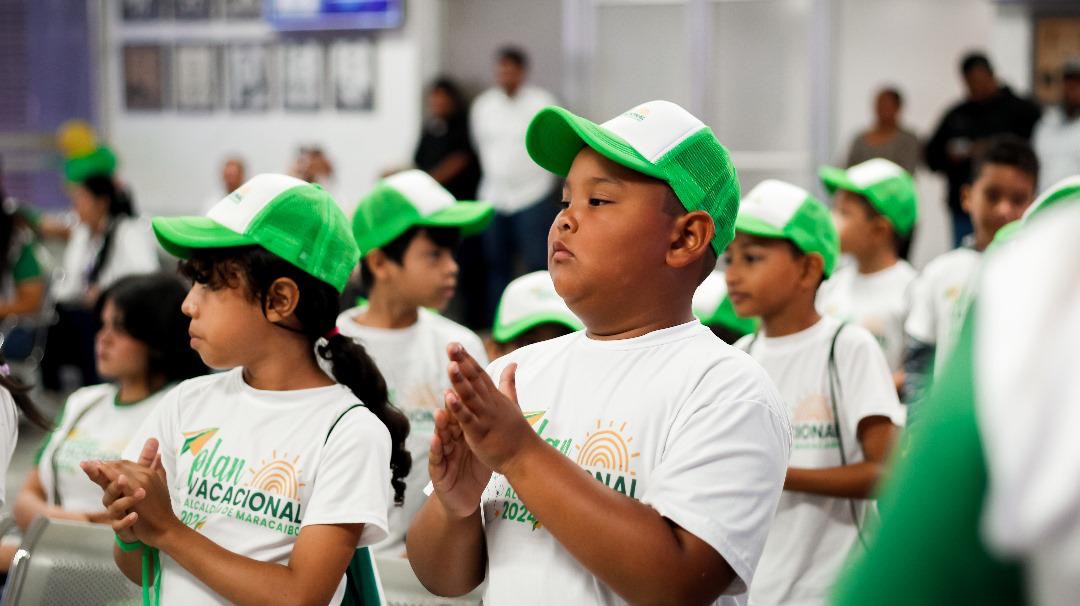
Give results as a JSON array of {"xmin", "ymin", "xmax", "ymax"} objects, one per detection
[
  {"xmin": 470, "ymin": 85, "xmax": 558, "ymax": 214},
  {"xmin": 904, "ymin": 247, "xmax": 981, "ymax": 374},
  {"xmin": 53, "ymin": 216, "xmax": 161, "ymax": 304},
  {"xmin": 337, "ymin": 306, "xmax": 487, "ymax": 556},
  {"xmin": 122, "ymin": 369, "xmax": 392, "ymax": 605},
  {"xmin": 1033, "ymin": 107, "xmax": 1080, "ymax": 192},
  {"xmin": 478, "ymin": 321, "xmax": 791, "ymax": 606},
  {"xmin": 738, "ymin": 316, "xmax": 901, "ymax": 606},
  {"xmin": 975, "ymin": 204, "xmax": 1080, "ymax": 606},
  {"xmin": 36, "ymin": 383, "xmax": 166, "ymax": 512},
  {"xmin": 0, "ymin": 388, "xmax": 18, "ymax": 509},
  {"xmin": 817, "ymin": 261, "xmax": 916, "ymax": 372}
]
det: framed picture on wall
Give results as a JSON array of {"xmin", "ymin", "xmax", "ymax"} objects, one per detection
[
  {"xmin": 283, "ymin": 40, "xmax": 324, "ymax": 111},
  {"xmin": 225, "ymin": 0, "xmax": 262, "ymax": 19},
  {"xmin": 123, "ymin": 45, "xmax": 169, "ymax": 111},
  {"xmin": 1034, "ymin": 16, "xmax": 1080, "ymax": 105},
  {"xmin": 175, "ymin": 44, "xmax": 218, "ymax": 111},
  {"xmin": 227, "ymin": 43, "xmax": 273, "ymax": 111},
  {"xmin": 122, "ymin": 0, "xmax": 170, "ymax": 21},
  {"xmin": 329, "ymin": 38, "xmax": 375, "ymax": 111},
  {"xmin": 175, "ymin": 0, "xmax": 212, "ymax": 20}
]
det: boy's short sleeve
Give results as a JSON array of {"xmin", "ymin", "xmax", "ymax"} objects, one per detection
[
  {"xmin": 302, "ymin": 408, "xmax": 392, "ymax": 547},
  {"xmin": 904, "ymin": 272, "xmax": 936, "ymax": 344},
  {"xmin": 836, "ymin": 327, "xmax": 904, "ymax": 434},
  {"xmin": 640, "ymin": 369, "xmax": 790, "ymax": 596}
]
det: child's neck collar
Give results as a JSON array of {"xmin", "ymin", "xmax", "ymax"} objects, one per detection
[
  {"xmin": 855, "ymin": 248, "xmax": 899, "ymax": 275},
  {"xmin": 355, "ymin": 292, "xmax": 420, "ymax": 330},
  {"xmin": 761, "ymin": 302, "xmax": 821, "ymax": 338}
]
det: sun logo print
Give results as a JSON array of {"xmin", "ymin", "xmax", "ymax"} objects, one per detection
[
  {"xmin": 575, "ymin": 420, "xmax": 640, "ymax": 475},
  {"xmin": 248, "ymin": 451, "xmax": 305, "ymax": 500}
]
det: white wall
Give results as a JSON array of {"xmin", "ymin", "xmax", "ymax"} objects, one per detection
[
  {"xmin": 441, "ymin": 0, "xmax": 564, "ymax": 100},
  {"xmin": 832, "ymin": 0, "xmax": 1032, "ymax": 268},
  {"xmin": 101, "ymin": 0, "xmax": 440, "ymax": 218}
]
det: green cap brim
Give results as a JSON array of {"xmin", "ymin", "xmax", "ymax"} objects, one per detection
[
  {"xmin": 493, "ymin": 312, "xmax": 584, "ymax": 343},
  {"xmin": 526, "ymin": 106, "xmax": 661, "ymax": 179},
  {"xmin": 734, "ymin": 214, "xmax": 788, "ymax": 240},
  {"xmin": 152, "ymin": 216, "xmax": 257, "ymax": 259},
  {"xmin": 819, "ymin": 166, "xmax": 860, "ymax": 196},
  {"xmin": 418, "ymin": 202, "xmax": 496, "ymax": 237}
]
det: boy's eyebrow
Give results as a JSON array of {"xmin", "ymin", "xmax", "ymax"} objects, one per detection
[{"xmin": 562, "ymin": 175, "xmax": 625, "ymax": 189}]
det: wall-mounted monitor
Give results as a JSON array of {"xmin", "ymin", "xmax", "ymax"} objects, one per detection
[{"xmin": 266, "ymin": 0, "xmax": 404, "ymax": 31}]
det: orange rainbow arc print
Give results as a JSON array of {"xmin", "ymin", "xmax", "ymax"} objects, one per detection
[
  {"xmin": 575, "ymin": 420, "xmax": 641, "ymax": 475},
  {"xmin": 249, "ymin": 451, "xmax": 305, "ymax": 500}
]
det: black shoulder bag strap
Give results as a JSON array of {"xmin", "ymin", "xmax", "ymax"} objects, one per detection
[
  {"xmin": 324, "ymin": 404, "xmax": 383, "ymax": 606},
  {"xmin": 826, "ymin": 322, "xmax": 868, "ymax": 547}
]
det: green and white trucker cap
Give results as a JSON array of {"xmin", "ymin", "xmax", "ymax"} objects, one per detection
[
  {"xmin": 152, "ymin": 173, "xmax": 358, "ymax": 293},
  {"xmin": 493, "ymin": 270, "xmax": 583, "ymax": 343},
  {"xmin": 525, "ymin": 100, "xmax": 740, "ymax": 255},
  {"xmin": 1026, "ymin": 175, "xmax": 1080, "ymax": 221},
  {"xmin": 692, "ymin": 271, "xmax": 758, "ymax": 337},
  {"xmin": 735, "ymin": 179, "xmax": 840, "ymax": 277},
  {"xmin": 353, "ymin": 169, "xmax": 494, "ymax": 258},
  {"xmin": 819, "ymin": 158, "xmax": 917, "ymax": 237},
  {"xmin": 992, "ymin": 175, "xmax": 1080, "ymax": 248}
]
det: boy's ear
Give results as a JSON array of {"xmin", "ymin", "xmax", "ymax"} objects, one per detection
[
  {"xmin": 960, "ymin": 183, "xmax": 973, "ymax": 215},
  {"xmin": 264, "ymin": 277, "xmax": 301, "ymax": 322},
  {"xmin": 366, "ymin": 249, "xmax": 391, "ymax": 281},
  {"xmin": 799, "ymin": 253, "xmax": 826, "ymax": 290},
  {"xmin": 667, "ymin": 210, "xmax": 715, "ymax": 270}
]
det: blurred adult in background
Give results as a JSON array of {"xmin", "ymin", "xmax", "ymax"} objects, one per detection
[
  {"xmin": 847, "ymin": 87, "xmax": 920, "ymax": 174},
  {"xmin": 202, "ymin": 156, "xmax": 246, "ymax": 213},
  {"xmin": 414, "ymin": 77, "xmax": 486, "ymax": 329},
  {"xmin": 926, "ymin": 52, "xmax": 1042, "ymax": 247},
  {"xmin": 292, "ymin": 145, "xmax": 334, "ymax": 186},
  {"xmin": 471, "ymin": 46, "xmax": 558, "ymax": 323},
  {"xmin": 0, "ymin": 159, "xmax": 46, "ymax": 322},
  {"xmin": 222, "ymin": 156, "xmax": 245, "ymax": 193},
  {"xmin": 42, "ymin": 173, "xmax": 159, "ymax": 391},
  {"xmin": 1033, "ymin": 60, "xmax": 1080, "ymax": 191}
]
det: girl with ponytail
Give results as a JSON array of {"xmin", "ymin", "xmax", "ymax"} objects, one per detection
[{"xmin": 81, "ymin": 175, "xmax": 409, "ymax": 605}]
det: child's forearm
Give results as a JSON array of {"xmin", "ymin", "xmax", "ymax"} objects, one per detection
[
  {"xmin": 156, "ymin": 524, "xmax": 346, "ymax": 606},
  {"xmin": 784, "ymin": 463, "xmax": 884, "ymax": 499},
  {"xmin": 502, "ymin": 439, "xmax": 735, "ymax": 605},
  {"xmin": 406, "ymin": 496, "xmax": 487, "ymax": 597},
  {"xmin": 114, "ymin": 545, "xmax": 145, "ymax": 585}
]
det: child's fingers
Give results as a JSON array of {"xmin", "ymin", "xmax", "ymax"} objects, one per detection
[
  {"xmin": 499, "ymin": 363, "xmax": 519, "ymax": 405},
  {"xmin": 151, "ymin": 453, "xmax": 167, "ymax": 483},
  {"xmin": 101, "ymin": 478, "xmax": 126, "ymax": 507},
  {"xmin": 80, "ymin": 460, "xmax": 109, "ymax": 488},
  {"xmin": 135, "ymin": 438, "xmax": 160, "ymax": 468},
  {"xmin": 112, "ymin": 511, "xmax": 139, "ymax": 533},
  {"xmin": 446, "ymin": 390, "xmax": 480, "ymax": 429},
  {"xmin": 452, "ymin": 345, "xmax": 497, "ymax": 395},
  {"xmin": 107, "ymin": 490, "xmax": 146, "ymax": 519},
  {"xmin": 449, "ymin": 363, "xmax": 485, "ymax": 414}
]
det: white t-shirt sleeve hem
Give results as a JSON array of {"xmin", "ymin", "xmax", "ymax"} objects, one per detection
[
  {"xmin": 648, "ymin": 502, "xmax": 752, "ymax": 596},
  {"xmin": 301, "ymin": 407, "xmax": 393, "ymax": 548}
]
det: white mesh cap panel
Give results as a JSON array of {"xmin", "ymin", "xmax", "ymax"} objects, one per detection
[
  {"xmin": 738, "ymin": 179, "xmax": 810, "ymax": 229},
  {"xmin": 382, "ymin": 169, "xmax": 457, "ymax": 216},
  {"xmin": 847, "ymin": 158, "xmax": 904, "ymax": 188},
  {"xmin": 600, "ymin": 100, "xmax": 706, "ymax": 163},
  {"xmin": 207, "ymin": 174, "xmax": 309, "ymax": 233}
]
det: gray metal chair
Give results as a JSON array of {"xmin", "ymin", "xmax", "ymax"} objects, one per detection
[
  {"xmin": 375, "ymin": 556, "xmax": 484, "ymax": 606},
  {"xmin": 2, "ymin": 516, "xmax": 141, "ymax": 606}
]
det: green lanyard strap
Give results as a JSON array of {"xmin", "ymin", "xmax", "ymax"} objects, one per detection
[{"xmin": 141, "ymin": 546, "xmax": 162, "ymax": 606}]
